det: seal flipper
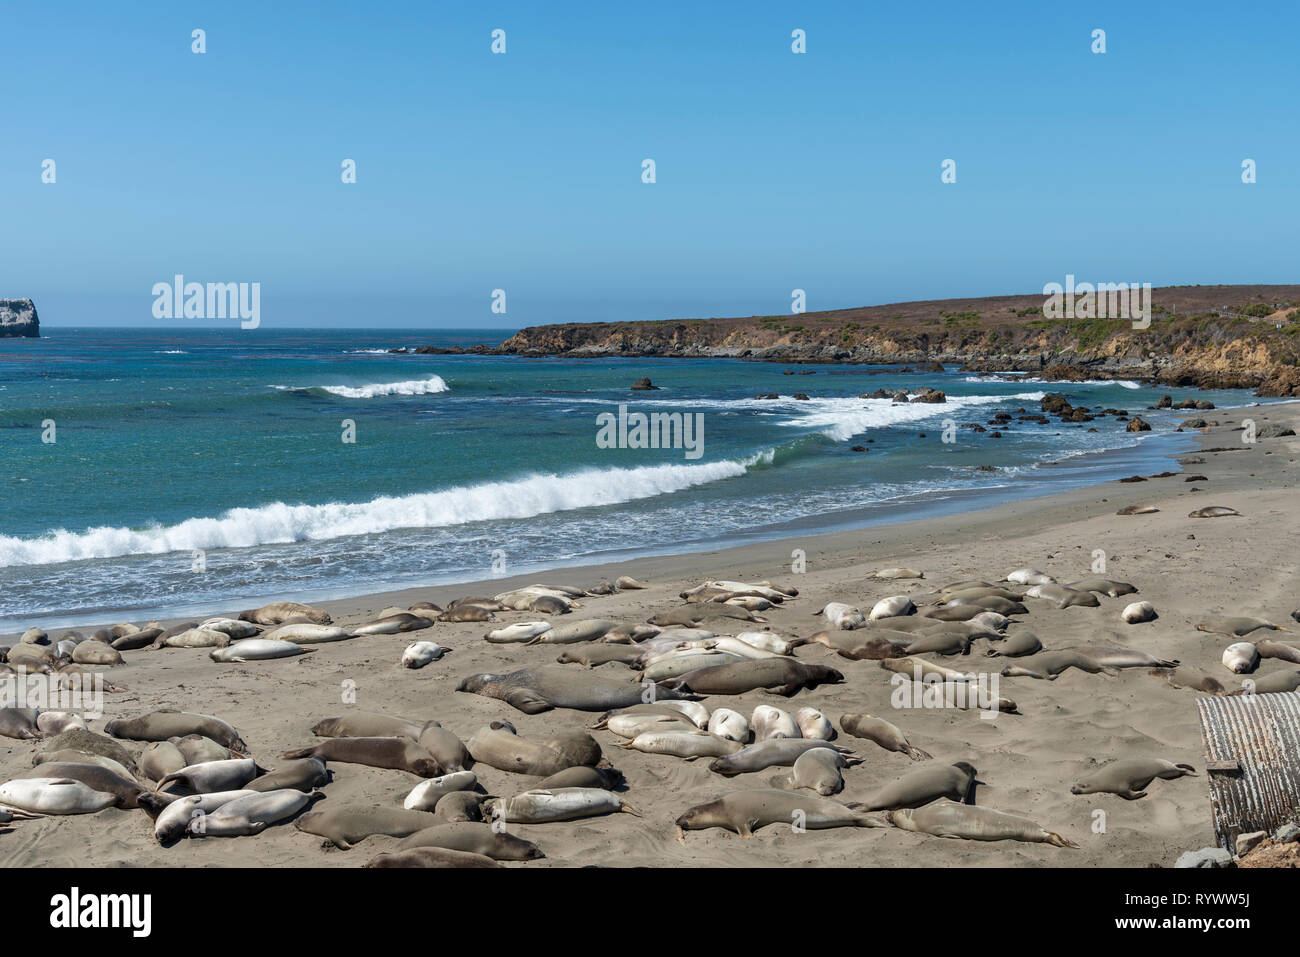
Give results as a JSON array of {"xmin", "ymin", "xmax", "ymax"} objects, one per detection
[
  {"xmin": 1046, "ymin": 831, "xmax": 1080, "ymax": 848},
  {"xmin": 505, "ymin": 689, "xmax": 552, "ymax": 714},
  {"xmin": 1118, "ymin": 790, "xmax": 1147, "ymax": 801}
]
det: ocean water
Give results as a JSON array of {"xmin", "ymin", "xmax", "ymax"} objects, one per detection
[{"xmin": 0, "ymin": 328, "xmax": 1270, "ymax": 627}]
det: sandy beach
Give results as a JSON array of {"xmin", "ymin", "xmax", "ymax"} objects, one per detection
[{"xmin": 3, "ymin": 402, "xmax": 1297, "ymax": 868}]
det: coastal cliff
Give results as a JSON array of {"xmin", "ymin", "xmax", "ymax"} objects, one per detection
[
  {"xmin": 0, "ymin": 299, "xmax": 40, "ymax": 338},
  {"xmin": 497, "ymin": 285, "xmax": 1300, "ymax": 396}
]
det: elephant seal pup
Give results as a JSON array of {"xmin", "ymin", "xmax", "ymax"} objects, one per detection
[
  {"xmin": 661, "ymin": 659, "xmax": 843, "ymax": 697},
  {"xmin": 141, "ymin": 742, "xmax": 187, "ymax": 782},
  {"xmin": 403, "ymin": 771, "xmax": 479, "ymax": 811},
  {"xmin": 401, "ymin": 641, "xmax": 449, "ymax": 669},
  {"xmin": 817, "ymin": 602, "xmax": 866, "ymax": 630},
  {"xmin": 590, "ymin": 701, "xmax": 709, "ymax": 731},
  {"xmin": 1068, "ymin": 578, "xmax": 1138, "ymax": 598},
  {"xmin": 190, "ymin": 789, "xmax": 323, "ymax": 837},
  {"xmin": 438, "ymin": 605, "xmax": 497, "ymax": 623},
  {"xmin": 1062, "ymin": 646, "xmax": 1177, "ymax": 669},
  {"xmin": 1121, "ymin": 601, "xmax": 1157, "ymax": 624},
  {"xmin": 259, "ymin": 623, "xmax": 353, "ymax": 644},
  {"xmin": 245, "ymin": 758, "xmax": 329, "ymax": 793},
  {"xmin": 887, "ymin": 801, "xmax": 1078, "ymax": 847},
  {"xmin": 1024, "ymin": 584, "xmax": 1100, "ymax": 609},
  {"xmin": 150, "ymin": 627, "xmax": 231, "ymax": 650},
  {"xmin": 106, "ymin": 709, "xmax": 246, "ymax": 751},
  {"xmin": 1155, "ymin": 666, "xmax": 1227, "ymax": 696},
  {"xmin": 435, "ymin": 791, "xmax": 490, "ymax": 823},
  {"xmin": 0, "ymin": 709, "xmax": 43, "ymax": 740},
  {"xmin": 873, "ymin": 568, "xmax": 924, "ymax": 580},
  {"xmin": 943, "ymin": 596, "xmax": 1027, "ymax": 616},
  {"xmin": 352, "ymin": 613, "xmax": 433, "ymax": 636},
  {"xmin": 33, "ymin": 751, "xmax": 134, "ymax": 779},
  {"xmin": 396, "ymin": 821, "xmax": 545, "ymax": 860},
  {"xmin": 296, "ymin": 805, "xmax": 440, "ymax": 849},
  {"xmin": 1222, "ymin": 642, "xmax": 1259, "ymax": 674},
  {"xmin": 621, "ymin": 730, "xmax": 741, "ymax": 759},
  {"xmin": 1005, "ymin": 568, "xmax": 1053, "ymax": 585},
  {"xmin": 199, "ymin": 618, "xmax": 262, "ymax": 639},
  {"xmin": 534, "ymin": 765, "xmax": 624, "ymax": 790},
  {"xmin": 1188, "ymin": 506, "xmax": 1240, "ymax": 518},
  {"xmin": 0, "ymin": 778, "xmax": 120, "ymax": 815},
  {"xmin": 1117, "ymin": 504, "xmax": 1159, "ymax": 515},
  {"xmin": 675, "ymin": 789, "xmax": 886, "ymax": 838},
  {"xmin": 1000, "ymin": 650, "xmax": 1118, "ymax": 680},
  {"xmin": 1235, "ymin": 670, "xmax": 1300, "ymax": 695},
  {"xmin": 869, "ymin": 596, "xmax": 916, "ymax": 620},
  {"xmin": 525, "ymin": 619, "xmax": 621, "ymax": 645},
  {"xmin": 1255, "ymin": 640, "xmax": 1300, "ymax": 665},
  {"xmin": 11, "ymin": 762, "xmax": 167, "ymax": 811},
  {"xmin": 111, "ymin": 628, "xmax": 163, "ymax": 650},
  {"xmin": 860, "ymin": 761, "xmax": 981, "ymax": 810},
  {"xmin": 707, "ymin": 708, "xmax": 751, "ymax": 743},
  {"xmin": 211, "ymin": 639, "xmax": 314, "ymax": 662},
  {"xmin": 708, "ymin": 739, "xmax": 859, "ymax": 777},
  {"xmin": 153, "ymin": 790, "xmax": 256, "ymax": 843},
  {"xmin": 281, "ymin": 738, "xmax": 441, "ymax": 777},
  {"xmin": 456, "ymin": 666, "xmax": 698, "ymax": 715},
  {"xmin": 770, "ymin": 747, "xmax": 850, "ymax": 795},
  {"xmin": 366, "ymin": 847, "xmax": 502, "ymax": 868},
  {"xmin": 751, "ymin": 705, "xmax": 800, "ymax": 740},
  {"xmin": 1196, "ymin": 616, "xmax": 1286, "ymax": 638},
  {"xmin": 840, "ymin": 714, "xmax": 931, "ymax": 761},
  {"xmin": 39, "ymin": 729, "xmax": 137, "ymax": 771},
  {"xmin": 174, "ymin": 735, "xmax": 232, "ymax": 765},
  {"xmin": 71, "ymin": 641, "xmax": 124, "ymax": 666},
  {"xmin": 556, "ymin": 645, "xmax": 642, "ymax": 668},
  {"xmin": 238, "ymin": 601, "xmax": 331, "ymax": 625},
  {"xmin": 795, "ymin": 707, "xmax": 835, "ymax": 740},
  {"xmin": 903, "ymin": 631, "xmax": 973, "ymax": 657},
  {"xmin": 983, "ymin": 630, "xmax": 1042, "ymax": 658},
  {"xmin": 603, "ymin": 711, "xmax": 696, "ymax": 739},
  {"xmin": 313, "ymin": 712, "xmax": 427, "ymax": 740},
  {"xmin": 466, "ymin": 724, "xmax": 599, "ymax": 776},
  {"xmin": 158, "ymin": 757, "xmax": 265, "ymax": 794},
  {"xmin": 417, "ymin": 724, "xmax": 472, "ymax": 772},
  {"xmin": 485, "ymin": 621, "xmax": 552, "ymax": 643},
  {"xmin": 487, "ymin": 787, "xmax": 637, "ymax": 824},
  {"xmin": 1070, "ymin": 758, "xmax": 1197, "ymax": 800}
]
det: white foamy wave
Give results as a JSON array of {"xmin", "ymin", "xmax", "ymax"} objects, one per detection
[
  {"xmin": 344, "ymin": 348, "xmax": 395, "ymax": 355},
  {"xmin": 0, "ymin": 454, "xmax": 767, "ymax": 568},
  {"xmin": 963, "ymin": 376, "xmax": 1140, "ymax": 389},
  {"xmin": 271, "ymin": 375, "xmax": 450, "ymax": 398},
  {"xmin": 780, "ymin": 392, "xmax": 1046, "ymax": 442},
  {"xmin": 155, "ymin": 350, "xmax": 188, "ymax": 354}
]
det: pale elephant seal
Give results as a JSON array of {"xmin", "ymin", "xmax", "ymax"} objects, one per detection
[
  {"xmin": 150, "ymin": 627, "xmax": 231, "ymax": 650},
  {"xmin": 1070, "ymin": 758, "xmax": 1197, "ymax": 800},
  {"xmin": 1234, "ymin": 670, "xmax": 1300, "ymax": 695},
  {"xmin": 396, "ymin": 821, "xmax": 545, "ymax": 859},
  {"xmin": 771, "ymin": 747, "xmax": 849, "ymax": 795},
  {"xmin": 245, "ymin": 758, "xmax": 329, "ymax": 793},
  {"xmin": 153, "ymin": 789, "xmax": 255, "ymax": 843},
  {"xmin": 1063, "ymin": 646, "xmax": 1177, "ymax": 669},
  {"xmin": 0, "ymin": 778, "xmax": 119, "ymax": 815},
  {"xmin": 36, "ymin": 711, "xmax": 86, "ymax": 735},
  {"xmin": 239, "ymin": 601, "xmax": 331, "ymax": 625},
  {"xmin": 1000, "ymin": 650, "xmax": 1117, "ymax": 680},
  {"xmin": 71, "ymin": 641, "xmax": 124, "ymax": 666},
  {"xmin": 19, "ymin": 626, "xmax": 48, "ymax": 644},
  {"xmin": 1222, "ymin": 642, "xmax": 1259, "ymax": 674},
  {"xmin": 1121, "ymin": 601, "xmax": 1157, "ymax": 624},
  {"xmin": 840, "ymin": 714, "xmax": 931, "ymax": 761},
  {"xmin": 485, "ymin": 622, "xmax": 551, "ymax": 643},
  {"xmin": 282, "ymin": 737, "xmax": 440, "ymax": 777},
  {"xmin": 417, "ymin": 724, "xmax": 471, "ymax": 772},
  {"xmin": 860, "ymin": 761, "xmax": 981, "ymax": 810},
  {"xmin": 873, "ymin": 568, "xmax": 924, "ymax": 580},
  {"xmin": 10, "ymin": 762, "xmax": 168, "ymax": 811},
  {"xmin": 621, "ymin": 730, "xmax": 741, "ymax": 759},
  {"xmin": 1116, "ymin": 504, "xmax": 1159, "ymax": 515},
  {"xmin": 199, "ymin": 618, "xmax": 262, "ymax": 639},
  {"xmin": 312, "ymin": 712, "xmax": 426, "ymax": 740},
  {"xmin": 456, "ymin": 666, "xmax": 698, "ymax": 714},
  {"xmin": 817, "ymin": 602, "xmax": 866, "ymax": 630},
  {"xmin": 661, "ymin": 659, "xmax": 843, "ymax": 697},
  {"xmin": 403, "ymin": 771, "xmax": 479, "ymax": 811},
  {"xmin": 603, "ymin": 712, "xmax": 695, "ymax": 739},
  {"xmin": 1189, "ymin": 506, "xmax": 1240, "ymax": 518},
  {"xmin": 0, "ymin": 709, "xmax": 43, "ymax": 741},
  {"xmin": 1006, "ymin": 568, "xmax": 1053, "ymax": 585},
  {"xmin": 158, "ymin": 757, "xmax": 265, "ymax": 794},
  {"xmin": 1067, "ymin": 577, "xmax": 1138, "ymax": 598},
  {"xmin": 615, "ymin": 576, "xmax": 648, "ymax": 590},
  {"xmin": 751, "ymin": 705, "xmax": 800, "ymax": 740},
  {"xmin": 106, "ymin": 709, "xmax": 246, "ymax": 751},
  {"xmin": 190, "ymin": 788, "xmax": 323, "ymax": 837},
  {"xmin": 795, "ymin": 707, "xmax": 834, "ymax": 740},
  {"xmin": 487, "ymin": 787, "xmax": 636, "ymax": 823},
  {"xmin": 525, "ymin": 619, "xmax": 620, "ymax": 645},
  {"xmin": 984, "ymin": 630, "xmax": 1042, "ymax": 658},
  {"xmin": 1196, "ymin": 616, "xmax": 1285, "ymax": 638},
  {"xmin": 401, "ymin": 641, "xmax": 449, "ymax": 669},
  {"xmin": 295, "ymin": 805, "xmax": 440, "ymax": 849},
  {"xmin": 869, "ymin": 596, "xmax": 916, "ymax": 620},
  {"xmin": 888, "ymin": 801, "xmax": 1077, "ymax": 847},
  {"xmin": 366, "ymin": 847, "xmax": 502, "ymax": 868},
  {"xmin": 944, "ymin": 595, "xmax": 1027, "ymax": 616},
  {"xmin": 173, "ymin": 734, "xmax": 232, "ymax": 765},
  {"xmin": 1254, "ymin": 640, "xmax": 1300, "ymax": 665},
  {"xmin": 260, "ymin": 623, "xmax": 353, "ymax": 643},
  {"xmin": 675, "ymin": 789, "xmax": 885, "ymax": 838},
  {"xmin": 1025, "ymin": 584, "xmax": 1100, "ymax": 608},
  {"xmin": 707, "ymin": 708, "xmax": 751, "ymax": 743},
  {"xmin": 211, "ymin": 639, "xmax": 314, "ymax": 662},
  {"xmin": 466, "ymin": 724, "xmax": 599, "ymax": 776},
  {"xmin": 708, "ymin": 738, "xmax": 858, "ymax": 776}
]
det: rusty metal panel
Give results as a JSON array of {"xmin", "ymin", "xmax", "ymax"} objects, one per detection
[{"xmin": 1197, "ymin": 691, "xmax": 1300, "ymax": 854}]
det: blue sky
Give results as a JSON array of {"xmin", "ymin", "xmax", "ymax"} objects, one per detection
[{"xmin": 3, "ymin": 1, "xmax": 1296, "ymax": 329}]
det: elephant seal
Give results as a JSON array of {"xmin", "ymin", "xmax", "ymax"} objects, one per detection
[
  {"xmin": 434, "ymin": 790, "xmax": 490, "ymax": 823},
  {"xmin": 1005, "ymin": 568, "xmax": 1052, "ymax": 585},
  {"xmin": 141, "ymin": 741, "xmax": 187, "ymax": 782},
  {"xmin": 438, "ymin": 605, "xmax": 497, "ymax": 623},
  {"xmin": 396, "ymin": 821, "xmax": 545, "ymax": 860},
  {"xmin": 1222, "ymin": 642, "xmax": 1259, "ymax": 674},
  {"xmin": 840, "ymin": 714, "xmax": 931, "ymax": 761},
  {"xmin": 32, "ymin": 751, "xmax": 134, "ymax": 779},
  {"xmin": 795, "ymin": 707, "xmax": 834, "ymax": 740},
  {"xmin": 984, "ymin": 630, "xmax": 1042, "ymax": 658},
  {"xmin": 1070, "ymin": 758, "xmax": 1197, "ymax": 799},
  {"xmin": 173, "ymin": 734, "xmax": 231, "ymax": 765},
  {"xmin": 1188, "ymin": 506, "xmax": 1240, "ymax": 518},
  {"xmin": 0, "ymin": 778, "xmax": 120, "ymax": 814},
  {"xmin": 485, "ymin": 621, "xmax": 552, "ymax": 643},
  {"xmin": 525, "ymin": 619, "xmax": 620, "ymax": 645},
  {"xmin": 1068, "ymin": 578, "xmax": 1138, "ymax": 597},
  {"xmin": 944, "ymin": 596, "xmax": 1027, "ymax": 616},
  {"xmin": 1156, "ymin": 666, "xmax": 1227, "ymax": 696},
  {"xmin": 466, "ymin": 724, "xmax": 600, "ymax": 776},
  {"xmin": 211, "ymin": 639, "xmax": 314, "ymax": 662},
  {"xmin": 707, "ymin": 708, "xmax": 751, "ymax": 743},
  {"xmin": 873, "ymin": 568, "xmax": 924, "ymax": 580},
  {"xmin": 1000, "ymin": 650, "xmax": 1118, "ymax": 680},
  {"xmin": 71, "ymin": 641, "xmax": 124, "ymax": 666},
  {"xmin": 36, "ymin": 712, "xmax": 87, "ymax": 735},
  {"xmin": 158, "ymin": 757, "xmax": 264, "ymax": 794},
  {"xmin": 817, "ymin": 603, "xmax": 865, "ymax": 630},
  {"xmin": 190, "ymin": 788, "xmax": 323, "ymax": 837},
  {"xmin": 869, "ymin": 596, "xmax": 916, "ymax": 620},
  {"xmin": 245, "ymin": 758, "xmax": 329, "ymax": 793},
  {"xmin": 751, "ymin": 705, "xmax": 799, "ymax": 740},
  {"xmin": 295, "ymin": 805, "xmax": 440, "ymax": 849},
  {"xmin": 351, "ymin": 613, "xmax": 433, "ymax": 636},
  {"xmin": 312, "ymin": 712, "xmax": 426, "ymax": 740},
  {"xmin": 401, "ymin": 641, "xmax": 449, "ymax": 669},
  {"xmin": 860, "ymin": 761, "xmax": 981, "ymax": 810},
  {"xmin": 621, "ymin": 729, "xmax": 741, "ymax": 759},
  {"xmin": 1255, "ymin": 640, "xmax": 1300, "ymax": 665},
  {"xmin": 40, "ymin": 729, "xmax": 136, "ymax": 771},
  {"xmin": 112, "ymin": 628, "xmax": 163, "ymax": 650},
  {"xmin": 1062, "ymin": 646, "xmax": 1177, "ymax": 669},
  {"xmin": 661, "ymin": 659, "xmax": 843, "ymax": 697},
  {"xmin": 0, "ymin": 709, "xmax": 42, "ymax": 740},
  {"xmin": 106, "ymin": 709, "xmax": 246, "ymax": 751},
  {"xmin": 675, "ymin": 789, "xmax": 885, "ymax": 838},
  {"xmin": 403, "ymin": 771, "xmax": 479, "ymax": 811},
  {"xmin": 260, "ymin": 623, "xmax": 353, "ymax": 643},
  {"xmin": 770, "ymin": 747, "xmax": 850, "ymax": 795},
  {"xmin": 11, "ymin": 762, "xmax": 168, "ymax": 811},
  {"xmin": 556, "ymin": 645, "xmax": 642, "ymax": 668},
  {"xmin": 153, "ymin": 790, "xmax": 255, "ymax": 843},
  {"xmin": 487, "ymin": 787, "xmax": 636, "ymax": 823},
  {"xmin": 1121, "ymin": 601, "xmax": 1157, "ymax": 624},
  {"xmin": 282, "ymin": 737, "xmax": 440, "ymax": 776},
  {"xmin": 150, "ymin": 627, "xmax": 231, "ymax": 650},
  {"xmin": 534, "ymin": 765, "xmax": 624, "ymax": 790},
  {"xmin": 1117, "ymin": 504, "xmax": 1159, "ymax": 515},
  {"xmin": 199, "ymin": 618, "xmax": 262, "ymax": 638},
  {"xmin": 1024, "ymin": 584, "xmax": 1100, "ymax": 608},
  {"xmin": 1235, "ymin": 670, "xmax": 1300, "ymax": 695},
  {"xmin": 921, "ymin": 604, "xmax": 991, "ymax": 622},
  {"xmin": 903, "ymin": 631, "xmax": 973, "ymax": 656},
  {"xmin": 887, "ymin": 801, "xmax": 1077, "ymax": 847},
  {"xmin": 238, "ymin": 601, "xmax": 331, "ymax": 625},
  {"xmin": 417, "ymin": 724, "xmax": 471, "ymax": 772},
  {"xmin": 456, "ymin": 666, "xmax": 698, "ymax": 714},
  {"xmin": 1196, "ymin": 616, "xmax": 1285, "ymax": 638},
  {"xmin": 708, "ymin": 739, "xmax": 858, "ymax": 776},
  {"xmin": 366, "ymin": 847, "xmax": 502, "ymax": 868}
]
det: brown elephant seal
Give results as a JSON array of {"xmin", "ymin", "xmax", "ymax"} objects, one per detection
[
  {"xmin": 1189, "ymin": 506, "xmax": 1240, "ymax": 518},
  {"xmin": 661, "ymin": 659, "xmax": 843, "ymax": 697},
  {"xmin": 12, "ymin": 762, "xmax": 171, "ymax": 812},
  {"xmin": 840, "ymin": 714, "xmax": 931, "ymax": 761},
  {"xmin": 111, "ymin": 628, "xmax": 162, "ymax": 650},
  {"xmin": 245, "ymin": 757, "xmax": 329, "ymax": 792},
  {"xmin": 902, "ymin": 631, "xmax": 973, "ymax": 657},
  {"xmin": 1117, "ymin": 504, "xmax": 1159, "ymax": 515},
  {"xmin": 39, "ymin": 729, "xmax": 136, "ymax": 771},
  {"xmin": 1070, "ymin": 758, "xmax": 1197, "ymax": 799},
  {"xmin": 438, "ymin": 605, "xmax": 498, "ymax": 623},
  {"xmin": 525, "ymin": 618, "xmax": 620, "ymax": 645},
  {"xmin": 417, "ymin": 724, "xmax": 471, "ymax": 772},
  {"xmin": 281, "ymin": 737, "xmax": 440, "ymax": 776},
  {"xmin": 1234, "ymin": 670, "xmax": 1300, "ymax": 695},
  {"xmin": 456, "ymin": 666, "xmax": 698, "ymax": 714},
  {"xmin": 105, "ymin": 710, "xmax": 246, "ymax": 751},
  {"xmin": 149, "ymin": 627, "xmax": 231, "ymax": 650},
  {"xmin": 860, "ymin": 761, "xmax": 981, "ymax": 810},
  {"xmin": 312, "ymin": 712, "xmax": 427, "ymax": 740},
  {"xmin": 943, "ymin": 596, "xmax": 1027, "ymax": 616},
  {"xmin": 1063, "ymin": 646, "xmax": 1177, "ymax": 669},
  {"xmin": 888, "ymin": 801, "xmax": 1078, "ymax": 847},
  {"xmin": 351, "ymin": 613, "xmax": 433, "ymax": 636},
  {"xmin": 434, "ymin": 790, "xmax": 491, "ymax": 823},
  {"xmin": 1196, "ymin": 616, "xmax": 1285, "ymax": 638},
  {"xmin": 238, "ymin": 601, "xmax": 331, "ymax": 625},
  {"xmin": 708, "ymin": 738, "xmax": 859, "ymax": 776},
  {"xmin": 0, "ymin": 708, "xmax": 42, "ymax": 740},
  {"xmin": 365, "ymin": 847, "xmax": 502, "ymax": 868},
  {"xmin": 675, "ymin": 789, "xmax": 886, "ymax": 838},
  {"xmin": 984, "ymin": 630, "xmax": 1043, "ymax": 658},
  {"xmin": 770, "ymin": 747, "xmax": 850, "ymax": 795},
  {"xmin": 396, "ymin": 821, "xmax": 545, "ymax": 859},
  {"xmin": 173, "ymin": 734, "xmax": 233, "ymax": 765},
  {"xmin": 650, "ymin": 605, "xmax": 765, "ymax": 627},
  {"xmin": 1067, "ymin": 577, "xmax": 1138, "ymax": 597},
  {"xmin": 295, "ymin": 805, "xmax": 439, "ymax": 849},
  {"xmin": 533, "ymin": 765, "xmax": 624, "ymax": 790},
  {"xmin": 1255, "ymin": 640, "xmax": 1300, "ymax": 665},
  {"xmin": 70, "ymin": 641, "xmax": 124, "ymax": 666},
  {"xmin": 556, "ymin": 645, "xmax": 642, "ymax": 668},
  {"xmin": 466, "ymin": 724, "xmax": 600, "ymax": 776},
  {"xmin": 1155, "ymin": 666, "xmax": 1227, "ymax": 695},
  {"xmin": 32, "ymin": 751, "xmax": 134, "ymax": 778},
  {"xmin": 1000, "ymin": 650, "xmax": 1118, "ymax": 680},
  {"xmin": 140, "ymin": 741, "xmax": 187, "ymax": 782}
]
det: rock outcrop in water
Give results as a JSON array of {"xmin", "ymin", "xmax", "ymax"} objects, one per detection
[
  {"xmin": 0, "ymin": 299, "xmax": 39, "ymax": 338},
  {"xmin": 495, "ymin": 285, "xmax": 1300, "ymax": 396}
]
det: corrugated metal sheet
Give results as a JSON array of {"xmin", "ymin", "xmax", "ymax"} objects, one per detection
[{"xmin": 1197, "ymin": 691, "xmax": 1300, "ymax": 854}]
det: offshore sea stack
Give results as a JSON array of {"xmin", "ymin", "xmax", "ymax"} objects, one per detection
[{"xmin": 0, "ymin": 299, "xmax": 40, "ymax": 338}]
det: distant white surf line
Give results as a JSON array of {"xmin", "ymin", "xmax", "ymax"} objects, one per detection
[
  {"xmin": 963, "ymin": 376, "xmax": 1141, "ymax": 389},
  {"xmin": 781, "ymin": 392, "xmax": 1047, "ymax": 442},
  {"xmin": 0, "ymin": 452, "xmax": 772, "ymax": 568},
  {"xmin": 270, "ymin": 375, "xmax": 450, "ymax": 398}
]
